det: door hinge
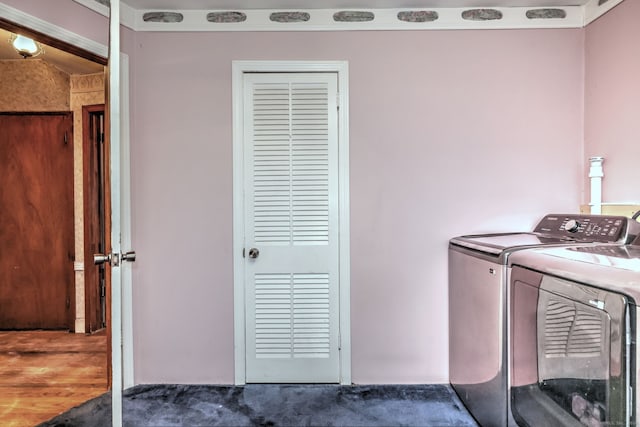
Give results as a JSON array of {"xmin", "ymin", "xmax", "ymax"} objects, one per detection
[
  {"xmin": 242, "ymin": 248, "xmax": 246, "ymax": 258},
  {"xmin": 66, "ymin": 297, "xmax": 70, "ymax": 309},
  {"xmin": 64, "ymin": 131, "xmax": 69, "ymax": 145},
  {"xmin": 336, "ymin": 93, "xmax": 340, "ymax": 110},
  {"xmin": 99, "ymin": 132, "xmax": 105, "ymax": 145}
]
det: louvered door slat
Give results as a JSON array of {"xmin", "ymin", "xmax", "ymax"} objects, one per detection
[
  {"xmin": 255, "ymin": 273, "xmax": 292, "ymax": 359},
  {"xmin": 291, "ymin": 82, "xmax": 329, "ymax": 246},
  {"xmin": 252, "ymin": 83, "xmax": 292, "ymax": 245}
]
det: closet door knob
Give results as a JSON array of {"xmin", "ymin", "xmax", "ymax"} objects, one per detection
[{"xmin": 248, "ymin": 248, "xmax": 260, "ymax": 259}]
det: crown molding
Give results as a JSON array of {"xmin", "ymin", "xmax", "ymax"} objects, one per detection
[
  {"xmin": 70, "ymin": 0, "xmax": 623, "ymax": 31},
  {"xmin": 584, "ymin": 0, "xmax": 624, "ymax": 25},
  {"xmin": 130, "ymin": 7, "xmax": 585, "ymax": 31},
  {"xmin": 71, "ymin": 0, "xmax": 136, "ymax": 28}
]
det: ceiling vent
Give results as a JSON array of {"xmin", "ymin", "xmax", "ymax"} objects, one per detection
[
  {"xmin": 333, "ymin": 11, "xmax": 375, "ymax": 22},
  {"xmin": 206, "ymin": 11, "xmax": 247, "ymax": 23},
  {"xmin": 397, "ymin": 11, "xmax": 439, "ymax": 23},
  {"xmin": 526, "ymin": 8, "xmax": 567, "ymax": 19},
  {"xmin": 142, "ymin": 12, "xmax": 184, "ymax": 23},
  {"xmin": 270, "ymin": 12, "xmax": 311, "ymax": 23},
  {"xmin": 461, "ymin": 8, "xmax": 503, "ymax": 21}
]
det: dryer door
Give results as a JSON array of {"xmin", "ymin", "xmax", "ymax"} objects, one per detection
[{"xmin": 510, "ymin": 266, "xmax": 633, "ymax": 427}]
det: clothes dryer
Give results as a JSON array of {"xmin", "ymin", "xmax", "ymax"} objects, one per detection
[
  {"xmin": 509, "ymin": 242, "xmax": 640, "ymax": 426},
  {"xmin": 449, "ymin": 214, "xmax": 640, "ymax": 427}
]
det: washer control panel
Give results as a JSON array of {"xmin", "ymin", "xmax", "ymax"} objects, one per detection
[{"xmin": 533, "ymin": 214, "xmax": 637, "ymax": 243}]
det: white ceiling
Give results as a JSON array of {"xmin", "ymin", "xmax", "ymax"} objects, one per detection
[{"xmin": 121, "ymin": 0, "xmax": 591, "ymax": 8}]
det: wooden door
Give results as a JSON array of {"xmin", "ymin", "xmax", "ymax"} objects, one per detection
[
  {"xmin": 0, "ymin": 113, "xmax": 74, "ymax": 330},
  {"xmin": 83, "ymin": 105, "xmax": 107, "ymax": 333},
  {"xmin": 243, "ymin": 73, "xmax": 341, "ymax": 382}
]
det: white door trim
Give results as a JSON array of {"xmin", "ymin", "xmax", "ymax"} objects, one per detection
[
  {"xmin": 109, "ymin": 2, "xmax": 123, "ymax": 426},
  {"xmin": 232, "ymin": 60, "xmax": 351, "ymax": 385},
  {"xmin": 0, "ymin": 0, "xmax": 135, "ymax": 399}
]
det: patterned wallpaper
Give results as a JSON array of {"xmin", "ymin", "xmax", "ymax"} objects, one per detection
[{"xmin": 0, "ymin": 59, "xmax": 70, "ymax": 111}]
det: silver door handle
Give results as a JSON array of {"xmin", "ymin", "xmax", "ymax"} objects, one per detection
[
  {"xmin": 94, "ymin": 253, "xmax": 111, "ymax": 265},
  {"xmin": 122, "ymin": 251, "xmax": 136, "ymax": 262},
  {"xmin": 248, "ymin": 248, "xmax": 260, "ymax": 259},
  {"xmin": 94, "ymin": 251, "xmax": 136, "ymax": 265}
]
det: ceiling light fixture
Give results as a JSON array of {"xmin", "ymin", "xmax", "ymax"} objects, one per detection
[{"xmin": 10, "ymin": 34, "xmax": 43, "ymax": 59}]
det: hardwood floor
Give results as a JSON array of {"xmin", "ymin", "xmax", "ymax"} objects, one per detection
[{"xmin": 0, "ymin": 330, "xmax": 108, "ymax": 427}]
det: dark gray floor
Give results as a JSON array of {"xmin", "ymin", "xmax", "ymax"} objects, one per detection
[{"xmin": 40, "ymin": 384, "xmax": 478, "ymax": 427}]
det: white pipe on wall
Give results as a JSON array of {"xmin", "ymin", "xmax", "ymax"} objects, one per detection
[{"xmin": 589, "ymin": 156, "xmax": 604, "ymax": 215}]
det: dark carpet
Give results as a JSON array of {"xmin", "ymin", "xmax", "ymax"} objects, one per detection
[{"xmin": 40, "ymin": 384, "xmax": 478, "ymax": 427}]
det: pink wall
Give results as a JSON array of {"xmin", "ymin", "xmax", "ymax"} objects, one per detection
[
  {"xmin": 130, "ymin": 29, "xmax": 584, "ymax": 384},
  {"xmin": 2, "ymin": 0, "xmax": 586, "ymax": 385},
  {"xmin": 585, "ymin": 0, "xmax": 640, "ymax": 203}
]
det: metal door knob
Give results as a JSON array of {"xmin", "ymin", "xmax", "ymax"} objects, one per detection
[
  {"xmin": 122, "ymin": 251, "xmax": 136, "ymax": 262},
  {"xmin": 94, "ymin": 253, "xmax": 111, "ymax": 265},
  {"xmin": 248, "ymin": 248, "xmax": 260, "ymax": 259}
]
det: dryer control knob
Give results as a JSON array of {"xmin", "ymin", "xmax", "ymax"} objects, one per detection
[{"xmin": 564, "ymin": 219, "xmax": 580, "ymax": 233}]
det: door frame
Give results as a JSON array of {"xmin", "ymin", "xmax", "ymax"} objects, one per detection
[
  {"xmin": 0, "ymin": 0, "xmax": 135, "ymax": 390},
  {"xmin": 232, "ymin": 60, "xmax": 351, "ymax": 385},
  {"xmin": 83, "ymin": 104, "xmax": 107, "ymax": 334}
]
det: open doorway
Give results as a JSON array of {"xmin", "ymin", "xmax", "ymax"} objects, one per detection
[{"xmin": 0, "ymin": 18, "xmax": 111, "ymax": 424}]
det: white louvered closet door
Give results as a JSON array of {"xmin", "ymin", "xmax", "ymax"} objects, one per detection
[{"xmin": 243, "ymin": 73, "xmax": 340, "ymax": 383}]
